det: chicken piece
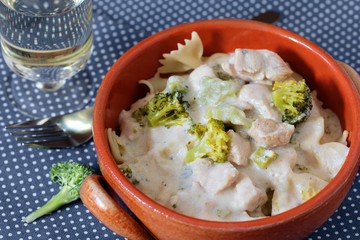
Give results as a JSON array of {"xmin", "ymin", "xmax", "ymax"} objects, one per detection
[
  {"xmin": 232, "ymin": 173, "xmax": 267, "ymax": 212},
  {"xmin": 239, "ymin": 83, "xmax": 281, "ymax": 121},
  {"xmin": 227, "ymin": 130, "xmax": 251, "ymax": 166},
  {"xmin": 232, "ymin": 49, "xmax": 293, "ymax": 82},
  {"xmin": 248, "ymin": 119, "xmax": 295, "ymax": 147},
  {"xmin": 221, "ymin": 62, "xmax": 237, "ymax": 78},
  {"xmin": 191, "ymin": 158, "xmax": 239, "ymax": 195}
]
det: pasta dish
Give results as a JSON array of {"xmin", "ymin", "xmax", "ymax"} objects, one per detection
[{"xmin": 107, "ymin": 32, "xmax": 349, "ymax": 221}]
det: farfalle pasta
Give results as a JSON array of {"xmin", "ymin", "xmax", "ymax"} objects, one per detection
[{"xmin": 158, "ymin": 31, "xmax": 203, "ymax": 73}]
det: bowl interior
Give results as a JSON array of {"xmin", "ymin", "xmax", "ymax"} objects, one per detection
[{"xmin": 93, "ymin": 19, "xmax": 360, "ymax": 228}]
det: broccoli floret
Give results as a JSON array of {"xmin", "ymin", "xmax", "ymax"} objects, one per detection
[
  {"xmin": 271, "ymin": 79, "xmax": 312, "ymax": 125},
  {"xmin": 196, "ymin": 77, "xmax": 241, "ymax": 106},
  {"xmin": 146, "ymin": 91, "xmax": 190, "ymax": 128},
  {"xmin": 206, "ymin": 103, "xmax": 252, "ymax": 128},
  {"xmin": 188, "ymin": 123, "xmax": 207, "ymax": 137},
  {"xmin": 185, "ymin": 119, "xmax": 230, "ymax": 163},
  {"xmin": 250, "ymin": 146, "xmax": 277, "ymax": 169},
  {"xmin": 22, "ymin": 162, "xmax": 94, "ymax": 223},
  {"xmin": 132, "ymin": 78, "xmax": 189, "ymax": 127}
]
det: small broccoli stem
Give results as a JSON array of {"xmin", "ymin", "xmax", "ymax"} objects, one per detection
[
  {"xmin": 184, "ymin": 141, "xmax": 207, "ymax": 163},
  {"xmin": 184, "ymin": 147, "xmax": 199, "ymax": 163},
  {"xmin": 23, "ymin": 186, "xmax": 78, "ymax": 223}
]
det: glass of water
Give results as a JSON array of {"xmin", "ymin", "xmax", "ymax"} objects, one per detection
[{"xmin": 0, "ymin": 0, "xmax": 93, "ymax": 116}]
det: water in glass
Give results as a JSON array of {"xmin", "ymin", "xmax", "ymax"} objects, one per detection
[{"xmin": 0, "ymin": 0, "xmax": 93, "ymax": 91}]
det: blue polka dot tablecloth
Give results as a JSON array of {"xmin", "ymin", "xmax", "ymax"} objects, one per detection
[{"xmin": 0, "ymin": 0, "xmax": 359, "ymax": 239}]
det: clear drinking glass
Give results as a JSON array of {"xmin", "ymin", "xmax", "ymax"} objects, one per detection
[{"xmin": 0, "ymin": 0, "xmax": 93, "ymax": 116}]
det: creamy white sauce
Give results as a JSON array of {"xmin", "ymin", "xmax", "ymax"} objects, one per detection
[{"xmin": 108, "ymin": 49, "xmax": 349, "ymax": 222}]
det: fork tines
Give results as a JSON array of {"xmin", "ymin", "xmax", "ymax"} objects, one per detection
[
  {"xmin": 6, "ymin": 124, "xmax": 70, "ymax": 148},
  {"xmin": 6, "ymin": 107, "xmax": 94, "ymax": 148}
]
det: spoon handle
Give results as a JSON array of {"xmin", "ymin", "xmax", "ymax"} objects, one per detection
[
  {"xmin": 251, "ymin": 11, "xmax": 280, "ymax": 24},
  {"xmin": 80, "ymin": 175, "xmax": 155, "ymax": 240}
]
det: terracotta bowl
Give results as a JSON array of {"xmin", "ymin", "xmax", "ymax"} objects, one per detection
[{"xmin": 82, "ymin": 19, "xmax": 360, "ymax": 240}]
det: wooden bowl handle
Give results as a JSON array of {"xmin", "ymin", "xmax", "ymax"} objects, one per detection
[
  {"xmin": 337, "ymin": 61, "xmax": 360, "ymax": 93},
  {"xmin": 80, "ymin": 174, "xmax": 155, "ymax": 240}
]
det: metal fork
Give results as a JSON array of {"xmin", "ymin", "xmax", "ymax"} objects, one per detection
[{"xmin": 6, "ymin": 107, "xmax": 94, "ymax": 149}]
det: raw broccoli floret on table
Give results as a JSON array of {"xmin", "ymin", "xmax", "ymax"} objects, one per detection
[
  {"xmin": 185, "ymin": 118, "xmax": 230, "ymax": 163},
  {"xmin": 22, "ymin": 162, "xmax": 94, "ymax": 223},
  {"xmin": 271, "ymin": 79, "xmax": 312, "ymax": 125}
]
